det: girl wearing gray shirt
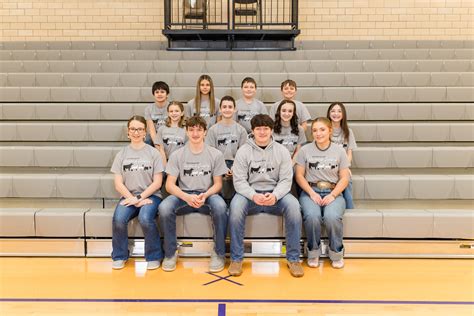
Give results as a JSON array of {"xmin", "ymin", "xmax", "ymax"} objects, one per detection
[
  {"xmin": 185, "ymin": 74, "xmax": 220, "ymax": 128},
  {"xmin": 327, "ymin": 102, "xmax": 357, "ymax": 209},
  {"xmin": 272, "ymin": 100, "xmax": 307, "ymax": 160},
  {"xmin": 110, "ymin": 115, "xmax": 164, "ymax": 271},
  {"xmin": 295, "ymin": 117, "xmax": 350, "ymax": 271}
]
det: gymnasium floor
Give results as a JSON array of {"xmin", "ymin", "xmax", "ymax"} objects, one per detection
[{"xmin": 0, "ymin": 257, "xmax": 473, "ymax": 315}]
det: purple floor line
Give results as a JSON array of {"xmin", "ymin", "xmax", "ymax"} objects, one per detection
[{"xmin": 0, "ymin": 298, "xmax": 473, "ymax": 305}]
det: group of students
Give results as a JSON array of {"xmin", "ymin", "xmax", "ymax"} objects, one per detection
[{"xmin": 110, "ymin": 75, "xmax": 357, "ymax": 278}]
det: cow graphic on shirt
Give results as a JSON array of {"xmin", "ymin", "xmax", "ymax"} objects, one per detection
[
  {"xmin": 183, "ymin": 163, "xmax": 212, "ymax": 177},
  {"xmin": 217, "ymin": 137, "xmax": 238, "ymax": 147},
  {"xmin": 308, "ymin": 157, "xmax": 338, "ymax": 170},
  {"xmin": 123, "ymin": 160, "xmax": 152, "ymax": 172},
  {"xmin": 237, "ymin": 110, "xmax": 258, "ymax": 122},
  {"xmin": 249, "ymin": 165, "xmax": 275, "ymax": 174},
  {"xmin": 163, "ymin": 136, "xmax": 185, "ymax": 146}
]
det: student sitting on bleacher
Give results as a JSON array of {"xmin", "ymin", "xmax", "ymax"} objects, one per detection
[
  {"xmin": 269, "ymin": 79, "xmax": 311, "ymax": 131},
  {"xmin": 153, "ymin": 101, "xmax": 188, "ymax": 166},
  {"xmin": 159, "ymin": 116, "xmax": 228, "ymax": 273},
  {"xmin": 295, "ymin": 117, "xmax": 350, "ymax": 269},
  {"xmin": 205, "ymin": 96, "xmax": 247, "ymax": 202},
  {"xmin": 235, "ymin": 77, "xmax": 267, "ymax": 133},
  {"xmin": 327, "ymin": 102, "xmax": 357, "ymax": 209},
  {"xmin": 144, "ymin": 81, "xmax": 170, "ymax": 146},
  {"xmin": 229, "ymin": 114, "xmax": 304, "ymax": 278},
  {"xmin": 185, "ymin": 74, "xmax": 220, "ymax": 129},
  {"xmin": 110, "ymin": 115, "xmax": 165, "ymax": 270}
]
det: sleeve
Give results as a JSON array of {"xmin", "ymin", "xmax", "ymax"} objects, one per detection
[
  {"xmin": 232, "ymin": 146, "xmax": 257, "ymax": 200},
  {"xmin": 294, "ymin": 147, "xmax": 306, "ymax": 167},
  {"xmin": 110, "ymin": 149, "xmax": 123, "ymax": 174},
  {"xmin": 348, "ymin": 128, "xmax": 357, "ymax": 150},
  {"xmin": 205, "ymin": 126, "xmax": 217, "ymax": 148},
  {"xmin": 144, "ymin": 105, "xmax": 152, "ymax": 120},
  {"xmin": 185, "ymin": 100, "xmax": 194, "ymax": 118},
  {"xmin": 272, "ymin": 147, "xmax": 293, "ymax": 201},
  {"xmin": 258, "ymin": 100, "xmax": 268, "ymax": 115},
  {"xmin": 298, "ymin": 126, "xmax": 307, "ymax": 144},
  {"xmin": 339, "ymin": 147, "xmax": 351, "ymax": 170},
  {"xmin": 298, "ymin": 101, "xmax": 311, "ymax": 123},
  {"xmin": 152, "ymin": 149, "xmax": 165, "ymax": 174},
  {"xmin": 165, "ymin": 151, "xmax": 180, "ymax": 176},
  {"xmin": 212, "ymin": 150, "xmax": 228, "ymax": 176},
  {"xmin": 238, "ymin": 126, "xmax": 248, "ymax": 147},
  {"xmin": 269, "ymin": 102, "xmax": 277, "ymax": 120},
  {"xmin": 153, "ymin": 126, "xmax": 164, "ymax": 146}
]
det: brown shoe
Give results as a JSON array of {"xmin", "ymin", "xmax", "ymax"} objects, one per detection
[
  {"xmin": 287, "ymin": 261, "xmax": 304, "ymax": 278},
  {"xmin": 228, "ymin": 260, "xmax": 243, "ymax": 276}
]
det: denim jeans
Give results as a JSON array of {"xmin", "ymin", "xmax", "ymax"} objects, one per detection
[
  {"xmin": 229, "ymin": 193, "xmax": 302, "ymax": 262},
  {"xmin": 158, "ymin": 191, "xmax": 228, "ymax": 257},
  {"xmin": 112, "ymin": 195, "xmax": 162, "ymax": 261},
  {"xmin": 299, "ymin": 188, "xmax": 345, "ymax": 261},
  {"xmin": 342, "ymin": 179, "xmax": 354, "ymax": 209}
]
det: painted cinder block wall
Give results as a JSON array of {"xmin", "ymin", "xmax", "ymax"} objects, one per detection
[{"xmin": 0, "ymin": 0, "xmax": 472, "ymax": 41}]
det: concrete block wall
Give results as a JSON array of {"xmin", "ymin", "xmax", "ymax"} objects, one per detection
[{"xmin": 0, "ymin": 0, "xmax": 473, "ymax": 41}]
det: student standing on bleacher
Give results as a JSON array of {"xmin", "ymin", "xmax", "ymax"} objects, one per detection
[
  {"xmin": 205, "ymin": 96, "xmax": 247, "ymax": 201},
  {"xmin": 327, "ymin": 102, "xmax": 357, "ymax": 209},
  {"xmin": 295, "ymin": 117, "xmax": 350, "ymax": 269},
  {"xmin": 144, "ymin": 81, "xmax": 170, "ymax": 146},
  {"xmin": 185, "ymin": 74, "xmax": 220, "ymax": 129},
  {"xmin": 111, "ymin": 115, "xmax": 165, "ymax": 270},
  {"xmin": 269, "ymin": 79, "xmax": 311, "ymax": 131},
  {"xmin": 153, "ymin": 101, "xmax": 188, "ymax": 166},
  {"xmin": 229, "ymin": 114, "xmax": 304, "ymax": 278},
  {"xmin": 235, "ymin": 77, "xmax": 267, "ymax": 133},
  {"xmin": 159, "ymin": 116, "xmax": 228, "ymax": 273}
]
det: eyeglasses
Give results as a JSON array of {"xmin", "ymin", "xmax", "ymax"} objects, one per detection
[{"xmin": 128, "ymin": 127, "xmax": 145, "ymax": 133}]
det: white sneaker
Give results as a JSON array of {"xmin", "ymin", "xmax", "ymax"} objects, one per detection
[
  {"xmin": 162, "ymin": 254, "xmax": 177, "ymax": 272},
  {"xmin": 307, "ymin": 257, "xmax": 319, "ymax": 268},
  {"xmin": 147, "ymin": 260, "xmax": 161, "ymax": 270},
  {"xmin": 331, "ymin": 258, "xmax": 345, "ymax": 269},
  {"xmin": 112, "ymin": 260, "xmax": 126, "ymax": 270},
  {"xmin": 209, "ymin": 251, "xmax": 225, "ymax": 273}
]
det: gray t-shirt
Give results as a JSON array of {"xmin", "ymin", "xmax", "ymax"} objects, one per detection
[
  {"xmin": 235, "ymin": 98, "xmax": 268, "ymax": 133},
  {"xmin": 331, "ymin": 127, "xmax": 357, "ymax": 152},
  {"xmin": 144, "ymin": 103, "xmax": 167, "ymax": 132},
  {"xmin": 270, "ymin": 100, "xmax": 311, "ymax": 125},
  {"xmin": 154, "ymin": 126, "xmax": 187, "ymax": 158},
  {"xmin": 186, "ymin": 97, "xmax": 220, "ymax": 128},
  {"xmin": 295, "ymin": 142, "xmax": 350, "ymax": 184},
  {"xmin": 272, "ymin": 125, "xmax": 307, "ymax": 156},
  {"xmin": 111, "ymin": 145, "xmax": 165, "ymax": 197},
  {"xmin": 166, "ymin": 144, "xmax": 227, "ymax": 192},
  {"xmin": 205, "ymin": 121, "xmax": 247, "ymax": 161}
]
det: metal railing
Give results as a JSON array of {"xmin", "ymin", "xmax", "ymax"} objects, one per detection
[{"xmin": 164, "ymin": 0, "xmax": 298, "ymax": 30}]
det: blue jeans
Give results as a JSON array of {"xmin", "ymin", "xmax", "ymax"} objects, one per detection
[
  {"xmin": 112, "ymin": 195, "xmax": 163, "ymax": 261},
  {"xmin": 342, "ymin": 179, "xmax": 354, "ymax": 209},
  {"xmin": 299, "ymin": 188, "xmax": 345, "ymax": 261},
  {"xmin": 158, "ymin": 191, "xmax": 228, "ymax": 257},
  {"xmin": 229, "ymin": 193, "xmax": 302, "ymax": 262}
]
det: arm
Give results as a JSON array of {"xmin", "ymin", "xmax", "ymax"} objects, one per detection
[
  {"xmin": 146, "ymin": 119, "xmax": 156, "ymax": 143},
  {"xmin": 201, "ymin": 175, "xmax": 223, "ymax": 201},
  {"xmin": 300, "ymin": 121, "xmax": 307, "ymax": 132},
  {"xmin": 165, "ymin": 174, "xmax": 201, "ymax": 208},
  {"xmin": 346, "ymin": 149, "xmax": 353, "ymax": 164},
  {"xmin": 232, "ymin": 149, "xmax": 257, "ymax": 200},
  {"xmin": 295, "ymin": 164, "xmax": 322, "ymax": 205},
  {"xmin": 271, "ymin": 150, "xmax": 292, "ymax": 201},
  {"xmin": 291, "ymin": 144, "xmax": 301, "ymax": 163},
  {"xmin": 321, "ymin": 168, "xmax": 350, "ymax": 206},
  {"xmin": 154, "ymin": 144, "xmax": 167, "ymax": 166}
]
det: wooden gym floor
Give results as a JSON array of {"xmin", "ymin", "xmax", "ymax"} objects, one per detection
[{"xmin": 0, "ymin": 257, "xmax": 473, "ymax": 315}]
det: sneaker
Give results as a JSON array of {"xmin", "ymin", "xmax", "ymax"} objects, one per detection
[
  {"xmin": 287, "ymin": 261, "xmax": 304, "ymax": 278},
  {"xmin": 228, "ymin": 261, "xmax": 243, "ymax": 276},
  {"xmin": 307, "ymin": 256, "xmax": 319, "ymax": 268},
  {"xmin": 147, "ymin": 260, "xmax": 161, "ymax": 270},
  {"xmin": 209, "ymin": 252, "xmax": 225, "ymax": 273},
  {"xmin": 112, "ymin": 259, "xmax": 126, "ymax": 270},
  {"xmin": 162, "ymin": 254, "xmax": 178, "ymax": 272},
  {"xmin": 331, "ymin": 258, "xmax": 345, "ymax": 269}
]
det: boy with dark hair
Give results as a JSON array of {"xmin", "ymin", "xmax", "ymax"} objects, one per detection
[
  {"xmin": 235, "ymin": 77, "xmax": 268, "ymax": 133},
  {"xmin": 228, "ymin": 114, "xmax": 304, "ymax": 278},
  {"xmin": 159, "ymin": 116, "xmax": 228, "ymax": 273},
  {"xmin": 144, "ymin": 81, "xmax": 170, "ymax": 145}
]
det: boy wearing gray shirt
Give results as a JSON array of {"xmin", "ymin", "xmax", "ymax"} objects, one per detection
[
  {"xmin": 228, "ymin": 114, "xmax": 304, "ymax": 278},
  {"xmin": 144, "ymin": 81, "xmax": 169, "ymax": 145},
  {"xmin": 158, "ymin": 116, "xmax": 228, "ymax": 273}
]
